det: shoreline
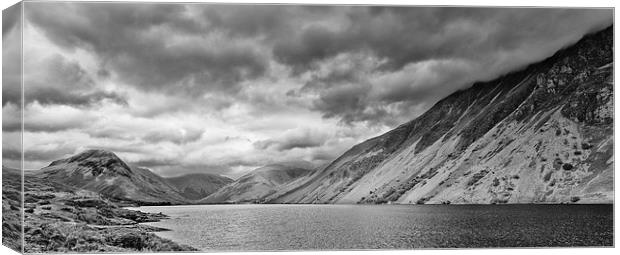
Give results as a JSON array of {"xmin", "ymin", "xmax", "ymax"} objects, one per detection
[
  {"xmin": 21, "ymin": 195, "xmax": 200, "ymax": 253},
  {"xmin": 129, "ymin": 201, "xmax": 615, "ymax": 207},
  {"xmin": 2, "ymin": 169, "xmax": 198, "ymax": 253}
]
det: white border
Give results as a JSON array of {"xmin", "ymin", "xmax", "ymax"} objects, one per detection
[{"xmin": 1, "ymin": 1, "xmax": 617, "ymax": 255}]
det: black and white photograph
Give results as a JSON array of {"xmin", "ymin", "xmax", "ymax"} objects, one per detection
[{"xmin": 1, "ymin": 0, "xmax": 615, "ymax": 253}]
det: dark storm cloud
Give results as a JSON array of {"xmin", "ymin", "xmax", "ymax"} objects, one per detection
[
  {"xmin": 311, "ymin": 82, "xmax": 376, "ymax": 124},
  {"xmin": 274, "ymin": 25, "xmax": 350, "ymax": 73},
  {"xmin": 202, "ymin": 5, "xmax": 292, "ymax": 38},
  {"xmin": 25, "ymin": 3, "xmax": 201, "ymax": 49},
  {"xmin": 2, "ymin": 3, "xmax": 22, "ymax": 111},
  {"xmin": 25, "ymin": 2, "xmax": 269, "ymax": 96},
  {"xmin": 280, "ymin": 7, "xmax": 612, "ymax": 125},
  {"xmin": 4, "ymin": 54, "xmax": 125, "ymax": 107},
  {"xmin": 273, "ymin": 7, "xmax": 612, "ymax": 71},
  {"xmin": 23, "ymin": 88, "xmax": 126, "ymax": 108},
  {"xmin": 24, "ymin": 4, "xmax": 613, "ymax": 126},
  {"xmin": 201, "ymin": 5, "xmax": 336, "ymax": 40},
  {"xmin": 312, "ymin": 58, "xmax": 480, "ymax": 125}
]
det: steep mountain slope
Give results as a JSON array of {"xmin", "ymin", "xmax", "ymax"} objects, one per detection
[
  {"xmin": 166, "ymin": 173, "xmax": 233, "ymax": 200},
  {"xmin": 37, "ymin": 149, "xmax": 188, "ymax": 204},
  {"xmin": 269, "ymin": 26, "xmax": 613, "ymax": 204},
  {"xmin": 201, "ymin": 161, "xmax": 314, "ymax": 203}
]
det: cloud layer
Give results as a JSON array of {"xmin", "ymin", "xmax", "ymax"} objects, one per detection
[{"xmin": 2, "ymin": 3, "xmax": 612, "ymax": 178}]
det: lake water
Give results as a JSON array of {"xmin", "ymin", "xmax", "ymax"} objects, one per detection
[{"xmin": 129, "ymin": 204, "xmax": 613, "ymax": 251}]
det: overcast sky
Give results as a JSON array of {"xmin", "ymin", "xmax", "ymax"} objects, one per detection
[{"xmin": 1, "ymin": 3, "xmax": 612, "ymax": 178}]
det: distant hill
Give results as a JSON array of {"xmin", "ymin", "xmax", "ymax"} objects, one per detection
[
  {"xmin": 268, "ymin": 26, "xmax": 613, "ymax": 204},
  {"xmin": 200, "ymin": 161, "xmax": 314, "ymax": 203},
  {"xmin": 38, "ymin": 149, "xmax": 188, "ymax": 204},
  {"xmin": 166, "ymin": 173, "xmax": 233, "ymax": 200}
]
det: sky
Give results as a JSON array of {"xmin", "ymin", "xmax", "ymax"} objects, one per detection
[{"xmin": 1, "ymin": 3, "xmax": 613, "ymax": 178}]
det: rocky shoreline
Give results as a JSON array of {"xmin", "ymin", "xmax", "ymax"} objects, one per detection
[{"xmin": 2, "ymin": 168, "xmax": 197, "ymax": 253}]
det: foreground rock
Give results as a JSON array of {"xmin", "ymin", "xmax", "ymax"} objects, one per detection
[
  {"xmin": 2, "ymin": 167, "xmax": 22, "ymax": 252},
  {"xmin": 2, "ymin": 167, "xmax": 196, "ymax": 253}
]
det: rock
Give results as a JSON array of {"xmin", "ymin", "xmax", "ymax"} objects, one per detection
[
  {"xmin": 562, "ymin": 163, "xmax": 575, "ymax": 171},
  {"xmin": 64, "ymin": 199, "xmax": 107, "ymax": 208}
]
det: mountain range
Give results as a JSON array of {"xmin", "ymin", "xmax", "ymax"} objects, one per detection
[
  {"xmin": 17, "ymin": 26, "xmax": 614, "ymax": 205},
  {"xmin": 36, "ymin": 149, "xmax": 232, "ymax": 204},
  {"xmin": 200, "ymin": 161, "xmax": 314, "ymax": 203},
  {"xmin": 166, "ymin": 173, "xmax": 233, "ymax": 200}
]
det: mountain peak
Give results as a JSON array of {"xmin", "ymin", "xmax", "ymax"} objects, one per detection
[
  {"xmin": 70, "ymin": 149, "xmax": 119, "ymax": 160},
  {"xmin": 46, "ymin": 149, "xmax": 132, "ymax": 177},
  {"xmin": 39, "ymin": 150, "xmax": 189, "ymax": 204}
]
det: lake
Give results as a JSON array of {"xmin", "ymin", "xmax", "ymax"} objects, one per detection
[{"xmin": 129, "ymin": 204, "xmax": 613, "ymax": 251}]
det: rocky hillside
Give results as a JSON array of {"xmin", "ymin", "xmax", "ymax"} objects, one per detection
[
  {"xmin": 2, "ymin": 166, "xmax": 195, "ymax": 252},
  {"xmin": 269, "ymin": 26, "xmax": 613, "ymax": 204},
  {"xmin": 2, "ymin": 167, "xmax": 22, "ymax": 252},
  {"xmin": 201, "ymin": 162, "xmax": 314, "ymax": 203},
  {"xmin": 38, "ymin": 150, "xmax": 188, "ymax": 205},
  {"xmin": 166, "ymin": 173, "xmax": 233, "ymax": 200}
]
